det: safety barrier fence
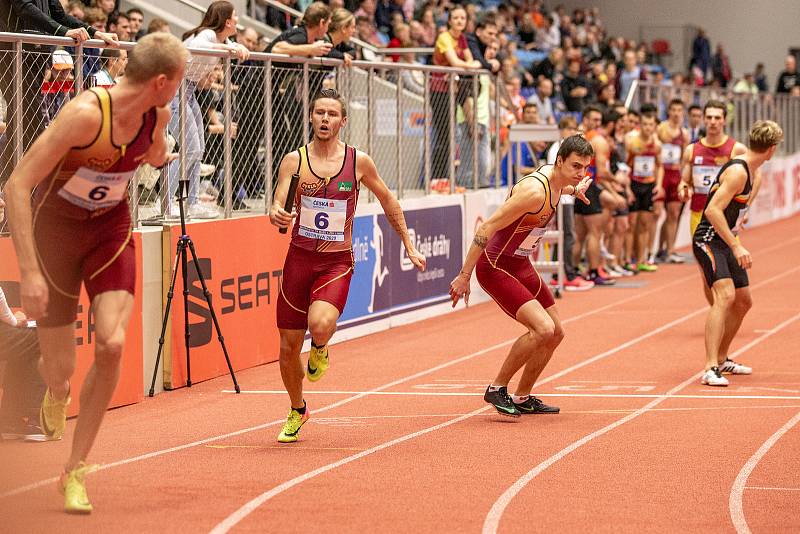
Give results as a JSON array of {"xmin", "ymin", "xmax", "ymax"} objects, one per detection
[{"xmin": 0, "ymin": 31, "xmax": 505, "ymax": 230}]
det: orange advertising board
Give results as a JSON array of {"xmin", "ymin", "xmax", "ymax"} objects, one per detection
[
  {"xmin": 0, "ymin": 236, "xmax": 144, "ymax": 417},
  {"xmin": 162, "ymin": 215, "xmax": 290, "ymax": 389}
]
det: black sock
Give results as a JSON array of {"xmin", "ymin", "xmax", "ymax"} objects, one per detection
[
  {"xmin": 311, "ymin": 340, "xmax": 325, "ymax": 349},
  {"xmin": 293, "ymin": 401, "xmax": 307, "ymax": 414}
]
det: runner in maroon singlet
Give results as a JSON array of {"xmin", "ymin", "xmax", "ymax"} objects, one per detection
[
  {"xmin": 4, "ymin": 33, "xmax": 186, "ymax": 514},
  {"xmin": 269, "ymin": 88, "xmax": 426, "ymax": 443},
  {"xmin": 655, "ymin": 98, "xmax": 690, "ymax": 263},
  {"xmin": 449, "ymin": 135, "xmax": 593, "ymax": 417}
]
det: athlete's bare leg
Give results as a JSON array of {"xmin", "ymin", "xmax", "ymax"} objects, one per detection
[
  {"xmin": 583, "ymin": 213, "xmax": 606, "ymax": 270},
  {"xmin": 664, "ymin": 201, "xmax": 682, "ymax": 255},
  {"xmin": 278, "ymin": 329, "xmax": 305, "ymax": 408},
  {"xmin": 65, "ymin": 290, "xmax": 133, "ymax": 471},
  {"xmin": 704, "ymin": 279, "xmax": 736, "ymax": 370},
  {"xmin": 609, "ymin": 215, "xmax": 629, "ymax": 267},
  {"xmin": 649, "ymin": 201, "xmax": 664, "ymax": 259},
  {"xmin": 493, "ymin": 300, "xmax": 556, "ymax": 388},
  {"xmin": 514, "ymin": 305, "xmax": 564, "ymax": 396},
  {"xmin": 717, "ymin": 287, "xmax": 752, "ymax": 363},
  {"xmin": 307, "ymin": 300, "xmax": 340, "ymax": 348},
  {"xmin": 573, "ymin": 214, "xmax": 588, "ymax": 269},
  {"xmin": 37, "ymin": 325, "xmax": 75, "ymax": 403}
]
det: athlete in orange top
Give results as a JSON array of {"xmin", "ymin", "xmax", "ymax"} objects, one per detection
[
  {"xmin": 269, "ymin": 88, "xmax": 426, "ymax": 443},
  {"xmin": 449, "ymin": 135, "xmax": 593, "ymax": 417},
  {"xmin": 4, "ymin": 33, "xmax": 186, "ymax": 514}
]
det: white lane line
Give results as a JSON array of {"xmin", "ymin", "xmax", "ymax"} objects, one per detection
[
  {"xmin": 743, "ymin": 486, "xmax": 800, "ymax": 492},
  {"xmin": 482, "ymin": 311, "xmax": 800, "ymax": 534},
  {"xmin": 207, "ymin": 269, "xmax": 800, "ymax": 533},
  {"xmin": 729, "ymin": 411, "xmax": 800, "ymax": 534},
  {"xmin": 0, "ymin": 268, "xmax": 690, "ymax": 500},
  {"xmin": 223, "ymin": 390, "xmax": 800, "ymax": 401},
  {"xmin": 208, "ymin": 406, "xmax": 491, "ymax": 534}
]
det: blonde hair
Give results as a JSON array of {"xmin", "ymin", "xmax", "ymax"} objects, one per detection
[
  {"xmin": 125, "ymin": 33, "xmax": 188, "ymax": 84},
  {"xmin": 749, "ymin": 120, "xmax": 783, "ymax": 153},
  {"xmin": 329, "ymin": 8, "xmax": 354, "ymax": 33},
  {"xmin": 83, "ymin": 6, "xmax": 106, "ymax": 25}
]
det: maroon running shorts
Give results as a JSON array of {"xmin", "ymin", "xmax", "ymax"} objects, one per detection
[
  {"xmin": 476, "ymin": 252, "xmax": 555, "ymax": 319},
  {"xmin": 277, "ymin": 244, "xmax": 354, "ymax": 330},
  {"xmin": 33, "ymin": 201, "xmax": 135, "ymax": 327}
]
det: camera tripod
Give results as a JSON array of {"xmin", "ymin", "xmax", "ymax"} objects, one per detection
[{"xmin": 149, "ymin": 180, "xmax": 240, "ymax": 396}]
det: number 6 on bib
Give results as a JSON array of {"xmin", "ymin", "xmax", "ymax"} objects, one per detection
[{"xmin": 299, "ymin": 196, "xmax": 346, "ymax": 241}]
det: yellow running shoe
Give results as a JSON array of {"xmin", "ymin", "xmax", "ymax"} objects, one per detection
[
  {"xmin": 306, "ymin": 344, "xmax": 329, "ymax": 382},
  {"xmin": 59, "ymin": 462, "xmax": 97, "ymax": 514},
  {"xmin": 40, "ymin": 387, "xmax": 71, "ymax": 441},
  {"xmin": 277, "ymin": 405, "xmax": 309, "ymax": 443}
]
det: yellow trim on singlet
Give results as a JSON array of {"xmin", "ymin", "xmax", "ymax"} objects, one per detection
[
  {"xmin": 699, "ymin": 135, "xmax": 729, "ymax": 149},
  {"xmin": 91, "ymin": 87, "xmax": 115, "ymax": 153},
  {"xmin": 88, "ymin": 226, "xmax": 132, "ymax": 280}
]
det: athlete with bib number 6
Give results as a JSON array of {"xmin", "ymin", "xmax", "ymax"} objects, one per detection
[
  {"xmin": 4, "ymin": 33, "xmax": 187, "ymax": 514},
  {"xmin": 449, "ymin": 135, "xmax": 593, "ymax": 418},
  {"xmin": 269, "ymin": 88, "xmax": 426, "ymax": 443}
]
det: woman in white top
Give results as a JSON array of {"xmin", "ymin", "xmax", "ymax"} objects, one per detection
[{"xmin": 167, "ymin": 0, "xmax": 249, "ymax": 219}]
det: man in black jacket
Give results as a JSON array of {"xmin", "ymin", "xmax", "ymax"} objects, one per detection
[
  {"xmin": 466, "ymin": 13, "xmax": 500, "ymax": 74},
  {"xmin": 0, "ymin": 0, "xmax": 118, "ymax": 184}
]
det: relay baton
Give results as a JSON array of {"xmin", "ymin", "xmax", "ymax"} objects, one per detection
[{"xmin": 279, "ymin": 173, "xmax": 299, "ymax": 234}]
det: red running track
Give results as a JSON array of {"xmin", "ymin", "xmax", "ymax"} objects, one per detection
[{"xmin": 1, "ymin": 215, "xmax": 799, "ymax": 533}]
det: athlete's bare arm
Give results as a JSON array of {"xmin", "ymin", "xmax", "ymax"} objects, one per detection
[
  {"xmin": 678, "ymin": 143, "xmax": 694, "ymax": 202},
  {"xmin": 450, "ymin": 180, "xmax": 545, "ymax": 306},
  {"xmin": 269, "ymin": 150, "xmax": 301, "ymax": 229},
  {"xmin": 704, "ymin": 166, "xmax": 751, "ymax": 268},
  {"xmin": 592, "ymin": 135, "xmax": 614, "ymax": 189},
  {"xmin": 357, "ymin": 150, "xmax": 426, "ymax": 272},
  {"xmin": 5, "ymin": 93, "xmax": 102, "ymax": 318},
  {"xmin": 654, "ymin": 138, "xmax": 664, "ymax": 194},
  {"xmin": 136, "ymin": 106, "xmax": 175, "ymax": 168}
]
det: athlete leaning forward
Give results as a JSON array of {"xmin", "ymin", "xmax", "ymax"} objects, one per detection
[{"xmin": 449, "ymin": 135, "xmax": 594, "ymax": 417}]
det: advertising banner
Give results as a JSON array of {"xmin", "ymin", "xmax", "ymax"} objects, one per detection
[
  {"xmin": 0, "ymin": 235, "xmax": 144, "ymax": 416},
  {"xmin": 163, "ymin": 216, "xmax": 290, "ymax": 388},
  {"xmin": 340, "ymin": 197, "xmax": 463, "ymax": 328}
]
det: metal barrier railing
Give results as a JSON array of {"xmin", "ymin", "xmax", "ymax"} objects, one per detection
[
  {"xmin": 635, "ymin": 81, "xmax": 800, "ymax": 155},
  {"xmin": 0, "ymin": 31, "xmax": 502, "ymax": 229}
]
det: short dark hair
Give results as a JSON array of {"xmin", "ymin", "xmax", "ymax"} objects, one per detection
[
  {"xmin": 557, "ymin": 134, "xmax": 594, "ymax": 161},
  {"xmin": 639, "ymin": 102, "xmax": 657, "ymax": 115},
  {"xmin": 475, "ymin": 13, "xmax": 497, "ymax": 30},
  {"xmin": 523, "ymin": 102, "xmax": 538, "ymax": 112},
  {"xmin": 126, "ymin": 8, "xmax": 143, "ymax": 17},
  {"xmin": 627, "ymin": 109, "xmax": 641, "ymax": 118},
  {"xmin": 582, "ymin": 104, "xmax": 603, "ymax": 118},
  {"xmin": 688, "ymin": 104, "xmax": 702, "ymax": 113},
  {"xmin": 602, "ymin": 109, "xmax": 620, "ymax": 126},
  {"xmin": 704, "ymin": 99, "xmax": 727, "ymax": 118},
  {"xmin": 558, "ymin": 115, "xmax": 578, "ymax": 130},
  {"xmin": 312, "ymin": 88, "xmax": 347, "ymax": 118},
  {"xmin": 668, "ymin": 98, "xmax": 684, "ymax": 109},
  {"xmin": 641, "ymin": 111, "xmax": 658, "ymax": 122}
]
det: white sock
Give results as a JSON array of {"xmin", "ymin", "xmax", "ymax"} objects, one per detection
[
  {"xmin": 487, "ymin": 384, "xmax": 502, "ymax": 392},
  {"xmin": 511, "ymin": 394, "xmax": 529, "ymax": 404}
]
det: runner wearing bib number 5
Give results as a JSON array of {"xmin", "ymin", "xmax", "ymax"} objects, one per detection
[
  {"xmin": 269, "ymin": 88, "xmax": 426, "ymax": 443},
  {"xmin": 449, "ymin": 135, "xmax": 594, "ymax": 418},
  {"xmin": 4, "ymin": 34, "xmax": 187, "ymax": 514},
  {"xmin": 678, "ymin": 100, "xmax": 747, "ymax": 305}
]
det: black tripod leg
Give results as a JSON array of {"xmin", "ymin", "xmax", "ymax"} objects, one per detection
[
  {"xmin": 186, "ymin": 239, "xmax": 241, "ymax": 393},
  {"xmin": 181, "ymin": 236, "xmax": 191, "ymax": 388},
  {"xmin": 149, "ymin": 239, "xmax": 186, "ymax": 397}
]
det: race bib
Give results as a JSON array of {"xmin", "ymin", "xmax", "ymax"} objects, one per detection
[
  {"xmin": 733, "ymin": 206, "xmax": 749, "ymax": 235},
  {"xmin": 298, "ymin": 196, "xmax": 346, "ymax": 241},
  {"xmin": 514, "ymin": 228, "xmax": 546, "ymax": 257},
  {"xmin": 633, "ymin": 155, "xmax": 656, "ymax": 177},
  {"xmin": 661, "ymin": 143, "xmax": 681, "ymax": 166},
  {"xmin": 692, "ymin": 165, "xmax": 720, "ymax": 195},
  {"xmin": 57, "ymin": 166, "xmax": 134, "ymax": 210}
]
